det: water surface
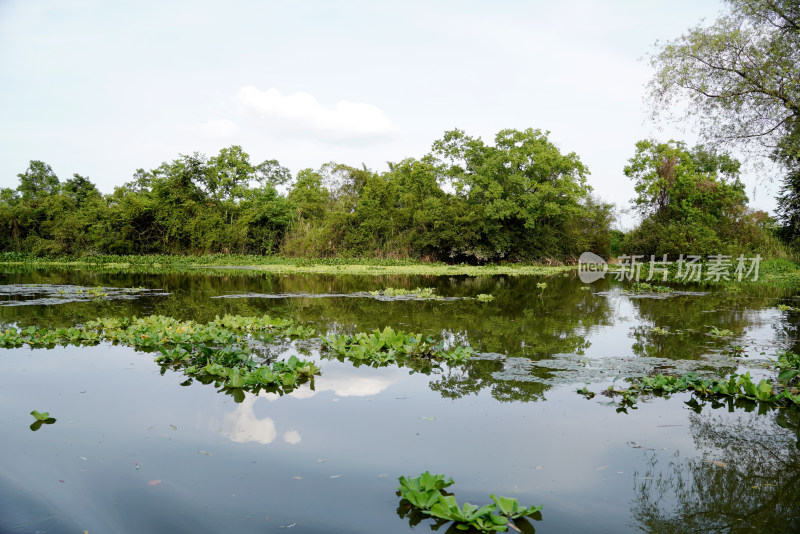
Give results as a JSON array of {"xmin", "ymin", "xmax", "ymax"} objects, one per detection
[{"xmin": 1, "ymin": 268, "xmax": 798, "ymax": 532}]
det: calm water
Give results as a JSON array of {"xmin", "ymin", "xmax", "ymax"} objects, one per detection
[{"xmin": 1, "ymin": 268, "xmax": 799, "ymax": 533}]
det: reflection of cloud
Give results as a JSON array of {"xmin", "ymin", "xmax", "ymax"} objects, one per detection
[
  {"xmin": 264, "ymin": 374, "xmax": 400, "ymax": 401},
  {"xmin": 283, "ymin": 430, "xmax": 301, "ymax": 445},
  {"xmin": 319, "ymin": 376, "xmax": 395, "ymax": 397},
  {"xmin": 221, "ymin": 396, "xmax": 276, "ymax": 444},
  {"xmin": 288, "ymin": 387, "xmax": 318, "ymax": 400}
]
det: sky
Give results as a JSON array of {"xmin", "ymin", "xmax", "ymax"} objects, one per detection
[{"xmin": 0, "ymin": 0, "xmax": 780, "ymax": 229}]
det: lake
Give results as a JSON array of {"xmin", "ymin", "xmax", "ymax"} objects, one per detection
[{"xmin": 1, "ymin": 267, "xmax": 798, "ymax": 533}]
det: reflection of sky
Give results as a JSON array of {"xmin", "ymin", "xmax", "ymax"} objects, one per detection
[
  {"xmin": 222, "ymin": 396, "xmax": 277, "ymax": 444},
  {"xmin": 220, "ymin": 365, "xmax": 404, "ymax": 445},
  {"xmin": 576, "ymin": 291, "xmax": 788, "ymax": 361},
  {"xmin": 0, "ymin": 341, "xmax": 789, "ymax": 533}
]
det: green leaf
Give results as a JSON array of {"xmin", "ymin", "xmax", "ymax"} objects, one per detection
[{"xmin": 30, "ymin": 410, "xmax": 50, "ymax": 421}]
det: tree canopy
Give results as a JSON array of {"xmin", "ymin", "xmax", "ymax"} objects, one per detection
[
  {"xmin": 647, "ymin": 0, "xmax": 797, "ymax": 251},
  {"xmin": 622, "ymin": 139, "xmax": 779, "ymax": 257},
  {"xmin": 0, "ymin": 131, "xmax": 616, "ymax": 262},
  {"xmin": 649, "ymin": 0, "xmax": 800, "ymax": 160}
]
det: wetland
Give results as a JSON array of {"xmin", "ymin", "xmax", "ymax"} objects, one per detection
[{"xmin": 1, "ymin": 265, "xmax": 799, "ymax": 533}]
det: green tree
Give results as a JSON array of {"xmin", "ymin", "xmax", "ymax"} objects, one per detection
[
  {"xmin": 648, "ymin": 0, "xmax": 800, "ymax": 242},
  {"xmin": 17, "ymin": 160, "xmax": 60, "ymax": 200},
  {"xmin": 430, "ymin": 128, "xmax": 595, "ymax": 261},
  {"xmin": 62, "ymin": 174, "xmax": 101, "ymax": 208},
  {"xmin": 206, "ymin": 145, "xmax": 254, "ymax": 201},
  {"xmin": 622, "ymin": 139, "xmax": 775, "ymax": 256},
  {"xmin": 649, "ymin": 0, "xmax": 799, "ymax": 158}
]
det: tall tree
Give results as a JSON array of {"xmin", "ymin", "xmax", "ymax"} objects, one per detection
[
  {"xmin": 622, "ymin": 139, "xmax": 774, "ymax": 256},
  {"xmin": 649, "ymin": 0, "xmax": 799, "ymax": 158},
  {"xmin": 648, "ymin": 0, "xmax": 800, "ymax": 240},
  {"xmin": 17, "ymin": 160, "xmax": 60, "ymax": 200},
  {"xmin": 430, "ymin": 128, "xmax": 593, "ymax": 261}
]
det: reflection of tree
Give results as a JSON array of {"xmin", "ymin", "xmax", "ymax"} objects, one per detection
[
  {"xmin": 631, "ymin": 404, "xmax": 800, "ymax": 532},
  {"xmin": 772, "ymin": 307, "xmax": 800, "ymax": 357},
  {"xmin": 625, "ymin": 286, "xmax": 787, "ymax": 360},
  {"xmin": 429, "ymin": 360, "xmax": 548, "ymax": 403},
  {"xmin": 0, "ymin": 269, "xmax": 615, "ymax": 404}
]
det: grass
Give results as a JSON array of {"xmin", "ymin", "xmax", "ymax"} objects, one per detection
[
  {"xmin": 0, "ymin": 252, "xmax": 571, "ymax": 276},
  {"xmin": 3, "ymin": 253, "xmax": 800, "ymax": 286}
]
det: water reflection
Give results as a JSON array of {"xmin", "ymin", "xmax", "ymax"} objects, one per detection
[
  {"xmin": 624, "ymin": 287, "xmax": 783, "ymax": 359},
  {"xmin": 221, "ymin": 395, "xmax": 278, "ymax": 444},
  {"xmin": 2, "ymin": 267, "xmax": 798, "ymax": 408},
  {"xmin": 631, "ymin": 403, "xmax": 800, "ymax": 532}
]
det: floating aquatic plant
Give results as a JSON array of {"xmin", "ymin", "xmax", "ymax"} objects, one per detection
[
  {"xmin": 368, "ymin": 287, "xmax": 441, "ymax": 299},
  {"xmin": 30, "ymin": 410, "xmax": 53, "ymax": 421},
  {"xmin": 1, "ymin": 315, "xmax": 320, "ymax": 395},
  {"xmin": 579, "ymin": 369, "xmax": 800, "ymax": 410},
  {"xmin": 624, "ymin": 282, "xmax": 673, "ymax": 293},
  {"xmin": 397, "ymin": 472, "xmax": 542, "ymax": 533},
  {"xmin": 29, "ymin": 410, "xmax": 56, "ymax": 431},
  {"xmin": 323, "ymin": 326, "xmax": 474, "ymax": 366},
  {"xmin": 708, "ymin": 326, "xmax": 734, "ymax": 338}
]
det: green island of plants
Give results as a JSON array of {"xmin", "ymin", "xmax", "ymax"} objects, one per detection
[
  {"xmin": 0, "ymin": 314, "xmax": 481, "ymax": 395},
  {"xmin": 368, "ymin": 287, "xmax": 441, "ymax": 299},
  {"xmin": 0, "ymin": 314, "xmax": 320, "ymax": 395},
  {"xmin": 578, "ymin": 350, "xmax": 800, "ymax": 411},
  {"xmin": 396, "ymin": 472, "xmax": 542, "ymax": 533},
  {"xmin": 623, "ymin": 282, "xmax": 673, "ymax": 294},
  {"xmin": 323, "ymin": 326, "xmax": 475, "ymax": 366}
]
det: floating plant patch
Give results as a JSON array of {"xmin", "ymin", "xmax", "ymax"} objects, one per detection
[
  {"xmin": 595, "ymin": 287, "xmax": 707, "ymax": 300},
  {"xmin": 0, "ymin": 284, "xmax": 169, "ymax": 306},
  {"xmin": 530, "ymin": 352, "xmax": 742, "ymax": 385},
  {"xmin": 490, "ymin": 357, "xmax": 541, "ymax": 383},
  {"xmin": 211, "ymin": 289, "xmax": 461, "ymax": 302},
  {"xmin": 397, "ymin": 471, "xmax": 542, "ymax": 533},
  {"xmin": 474, "ymin": 351, "xmax": 744, "ymax": 387}
]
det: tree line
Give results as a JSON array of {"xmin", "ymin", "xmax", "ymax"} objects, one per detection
[
  {"xmin": 0, "ymin": 125, "xmax": 786, "ymax": 262},
  {"xmin": 0, "ymin": 129, "xmax": 619, "ymax": 262}
]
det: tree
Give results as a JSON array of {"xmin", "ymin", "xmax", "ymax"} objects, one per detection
[
  {"xmin": 622, "ymin": 139, "xmax": 775, "ymax": 256},
  {"xmin": 62, "ymin": 174, "xmax": 101, "ymax": 207},
  {"xmin": 649, "ymin": 1, "xmax": 800, "ymax": 242},
  {"xmin": 649, "ymin": 0, "xmax": 799, "ymax": 158},
  {"xmin": 17, "ymin": 160, "xmax": 60, "ymax": 200},
  {"xmin": 430, "ymin": 128, "xmax": 595, "ymax": 261}
]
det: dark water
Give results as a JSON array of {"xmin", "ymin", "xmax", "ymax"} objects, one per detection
[{"xmin": 1, "ymin": 268, "xmax": 799, "ymax": 533}]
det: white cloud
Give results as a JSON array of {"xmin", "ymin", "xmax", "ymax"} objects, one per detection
[
  {"xmin": 233, "ymin": 86, "xmax": 396, "ymax": 141},
  {"xmin": 283, "ymin": 430, "xmax": 302, "ymax": 445},
  {"xmin": 192, "ymin": 118, "xmax": 240, "ymax": 138}
]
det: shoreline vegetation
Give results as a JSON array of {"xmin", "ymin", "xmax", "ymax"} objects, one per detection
[
  {"xmin": 2, "ymin": 253, "xmax": 800, "ymax": 287},
  {"xmin": 0, "ymin": 253, "xmax": 572, "ymax": 276}
]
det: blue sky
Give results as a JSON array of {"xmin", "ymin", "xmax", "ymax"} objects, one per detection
[{"xmin": 0, "ymin": 0, "xmax": 779, "ymax": 228}]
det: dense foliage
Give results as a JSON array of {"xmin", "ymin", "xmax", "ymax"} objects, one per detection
[
  {"xmin": 621, "ymin": 139, "xmax": 782, "ymax": 257},
  {"xmin": 0, "ymin": 129, "xmax": 613, "ymax": 262},
  {"xmin": 648, "ymin": 0, "xmax": 800, "ymax": 245}
]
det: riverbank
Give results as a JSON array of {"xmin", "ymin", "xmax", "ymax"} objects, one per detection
[
  {"xmin": 1, "ymin": 253, "xmax": 799, "ymax": 286},
  {"xmin": 0, "ymin": 253, "xmax": 571, "ymax": 276}
]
